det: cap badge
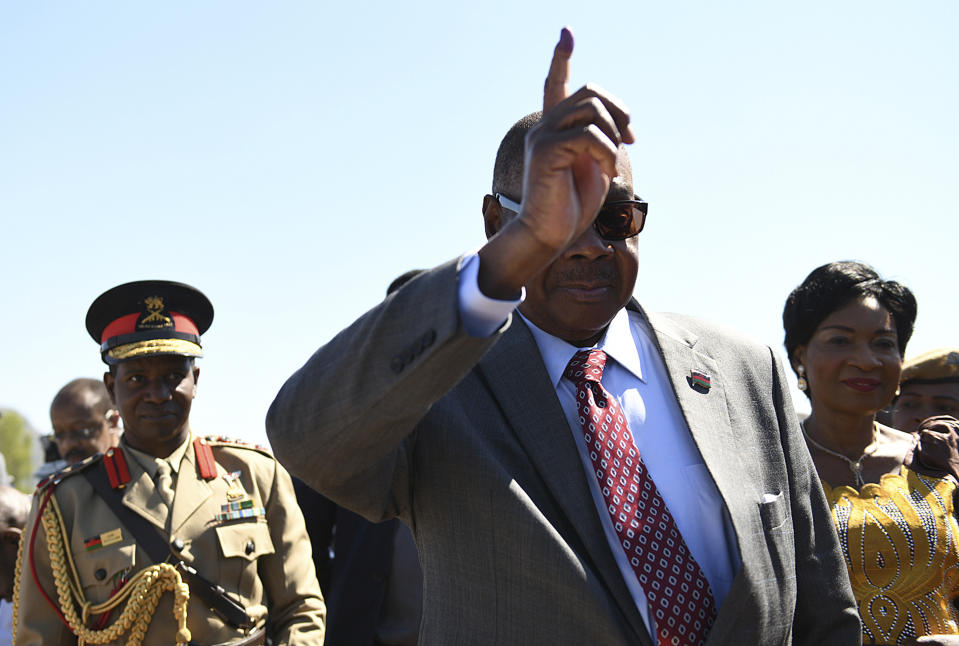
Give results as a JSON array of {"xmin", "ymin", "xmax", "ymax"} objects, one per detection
[{"xmin": 139, "ymin": 295, "xmax": 173, "ymax": 328}]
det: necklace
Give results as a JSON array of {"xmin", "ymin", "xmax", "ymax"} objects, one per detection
[{"xmin": 800, "ymin": 420, "xmax": 880, "ymax": 487}]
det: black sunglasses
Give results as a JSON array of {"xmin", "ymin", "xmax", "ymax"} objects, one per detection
[{"xmin": 495, "ymin": 194, "xmax": 648, "ymax": 241}]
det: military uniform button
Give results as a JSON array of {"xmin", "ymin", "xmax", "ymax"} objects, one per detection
[
  {"xmin": 245, "ymin": 540, "xmax": 255, "ymax": 555},
  {"xmin": 172, "ymin": 538, "xmax": 185, "ymax": 552},
  {"xmin": 94, "ymin": 568, "xmax": 107, "ymax": 581}
]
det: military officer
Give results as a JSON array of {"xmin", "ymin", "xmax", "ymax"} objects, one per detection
[
  {"xmin": 891, "ymin": 347, "xmax": 959, "ymax": 433},
  {"xmin": 13, "ymin": 280, "xmax": 326, "ymax": 646}
]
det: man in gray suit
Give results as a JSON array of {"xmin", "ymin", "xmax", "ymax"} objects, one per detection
[{"xmin": 267, "ymin": 29, "xmax": 859, "ymax": 645}]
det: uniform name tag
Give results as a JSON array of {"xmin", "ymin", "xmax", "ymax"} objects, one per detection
[{"xmin": 101, "ymin": 528, "xmax": 123, "ymax": 546}]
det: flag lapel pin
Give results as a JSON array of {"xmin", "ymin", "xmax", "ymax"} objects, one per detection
[{"xmin": 689, "ymin": 369, "xmax": 711, "ymax": 391}]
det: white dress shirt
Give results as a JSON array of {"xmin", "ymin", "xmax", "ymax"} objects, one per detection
[
  {"xmin": 458, "ymin": 253, "xmax": 740, "ymax": 641},
  {"xmin": 0, "ymin": 600, "xmax": 12, "ymax": 646}
]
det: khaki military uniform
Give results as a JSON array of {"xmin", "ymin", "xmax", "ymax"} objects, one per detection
[{"xmin": 13, "ymin": 434, "xmax": 326, "ymax": 645}]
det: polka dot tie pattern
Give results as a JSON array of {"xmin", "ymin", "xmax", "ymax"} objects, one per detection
[{"xmin": 564, "ymin": 349, "xmax": 717, "ymax": 646}]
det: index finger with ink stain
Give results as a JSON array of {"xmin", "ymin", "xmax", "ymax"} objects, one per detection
[
  {"xmin": 543, "ymin": 27, "xmax": 574, "ymax": 112},
  {"xmin": 543, "ymin": 28, "xmax": 635, "ymax": 144}
]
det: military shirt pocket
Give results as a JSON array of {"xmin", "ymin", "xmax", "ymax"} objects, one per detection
[
  {"xmin": 215, "ymin": 521, "xmax": 275, "ymax": 600},
  {"xmin": 75, "ymin": 543, "xmax": 137, "ymax": 603},
  {"xmin": 215, "ymin": 521, "xmax": 275, "ymax": 560}
]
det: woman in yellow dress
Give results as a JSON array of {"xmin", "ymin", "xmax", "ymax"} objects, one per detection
[{"xmin": 783, "ymin": 261, "xmax": 959, "ymax": 646}]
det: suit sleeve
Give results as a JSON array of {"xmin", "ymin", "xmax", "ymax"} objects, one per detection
[
  {"xmin": 13, "ymin": 491, "xmax": 77, "ymax": 646},
  {"xmin": 769, "ymin": 348, "xmax": 861, "ymax": 644},
  {"xmin": 258, "ymin": 458, "xmax": 327, "ymax": 645},
  {"xmin": 266, "ymin": 259, "xmax": 503, "ymax": 521}
]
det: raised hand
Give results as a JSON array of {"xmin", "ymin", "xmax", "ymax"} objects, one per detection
[
  {"xmin": 477, "ymin": 27, "xmax": 635, "ymax": 299},
  {"xmin": 520, "ymin": 27, "xmax": 635, "ymax": 252},
  {"xmin": 906, "ymin": 415, "xmax": 959, "ymax": 482}
]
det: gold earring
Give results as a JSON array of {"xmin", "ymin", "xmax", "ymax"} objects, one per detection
[{"xmin": 797, "ymin": 365, "xmax": 808, "ymax": 392}]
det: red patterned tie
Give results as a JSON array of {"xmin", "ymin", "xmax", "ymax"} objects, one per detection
[{"xmin": 565, "ymin": 349, "xmax": 717, "ymax": 646}]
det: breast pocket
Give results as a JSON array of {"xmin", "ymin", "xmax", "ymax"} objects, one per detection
[
  {"xmin": 215, "ymin": 521, "xmax": 275, "ymax": 598},
  {"xmin": 759, "ymin": 491, "xmax": 788, "ymax": 531},
  {"xmin": 757, "ymin": 490, "xmax": 796, "ymax": 590},
  {"xmin": 75, "ymin": 542, "xmax": 137, "ymax": 604}
]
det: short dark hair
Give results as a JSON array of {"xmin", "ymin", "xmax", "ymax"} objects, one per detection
[
  {"xmin": 783, "ymin": 260, "xmax": 917, "ymax": 367},
  {"xmin": 492, "ymin": 111, "xmax": 542, "ymax": 199},
  {"xmin": 51, "ymin": 378, "xmax": 112, "ymax": 418}
]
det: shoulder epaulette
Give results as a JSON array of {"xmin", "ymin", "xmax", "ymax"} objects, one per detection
[
  {"xmin": 202, "ymin": 435, "xmax": 273, "ymax": 457},
  {"xmin": 35, "ymin": 453, "xmax": 104, "ymax": 493}
]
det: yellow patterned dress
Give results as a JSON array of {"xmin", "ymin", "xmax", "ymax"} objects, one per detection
[{"xmin": 823, "ymin": 466, "xmax": 959, "ymax": 645}]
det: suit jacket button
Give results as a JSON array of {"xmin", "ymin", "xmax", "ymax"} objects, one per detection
[
  {"xmin": 421, "ymin": 329, "xmax": 436, "ymax": 349},
  {"xmin": 245, "ymin": 540, "xmax": 256, "ymax": 555},
  {"xmin": 391, "ymin": 356, "xmax": 405, "ymax": 374},
  {"xmin": 94, "ymin": 568, "xmax": 107, "ymax": 581}
]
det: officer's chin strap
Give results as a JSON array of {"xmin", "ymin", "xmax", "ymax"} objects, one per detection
[{"xmin": 20, "ymin": 493, "xmax": 192, "ymax": 646}]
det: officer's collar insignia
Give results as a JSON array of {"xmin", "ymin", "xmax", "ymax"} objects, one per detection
[
  {"xmin": 103, "ymin": 448, "xmax": 131, "ymax": 489},
  {"xmin": 193, "ymin": 437, "xmax": 217, "ymax": 480},
  {"xmin": 138, "ymin": 295, "xmax": 173, "ymax": 329}
]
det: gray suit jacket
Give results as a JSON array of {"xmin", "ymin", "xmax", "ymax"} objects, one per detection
[{"xmin": 267, "ymin": 259, "xmax": 860, "ymax": 646}]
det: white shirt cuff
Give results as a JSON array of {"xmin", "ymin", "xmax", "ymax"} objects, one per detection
[{"xmin": 458, "ymin": 252, "xmax": 524, "ymax": 337}]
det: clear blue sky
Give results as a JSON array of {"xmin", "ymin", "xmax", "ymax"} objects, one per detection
[{"xmin": 2, "ymin": 1, "xmax": 956, "ymax": 448}]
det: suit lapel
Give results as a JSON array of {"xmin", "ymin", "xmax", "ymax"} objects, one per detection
[
  {"xmin": 644, "ymin": 311, "xmax": 751, "ymax": 573},
  {"xmin": 171, "ymin": 441, "xmax": 215, "ymax": 533},
  {"xmin": 644, "ymin": 312, "xmax": 761, "ymax": 641},
  {"xmin": 478, "ymin": 317, "xmax": 652, "ymax": 646}
]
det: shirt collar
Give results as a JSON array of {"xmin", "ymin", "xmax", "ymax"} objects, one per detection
[
  {"xmin": 520, "ymin": 308, "xmax": 645, "ymax": 389},
  {"xmin": 122, "ymin": 431, "xmax": 192, "ymax": 478}
]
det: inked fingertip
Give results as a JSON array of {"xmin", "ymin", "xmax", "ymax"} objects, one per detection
[{"xmin": 558, "ymin": 26, "xmax": 574, "ymax": 54}]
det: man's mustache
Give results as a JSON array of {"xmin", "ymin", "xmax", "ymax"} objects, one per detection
[{"xmin": 552, "ymin": 265, "xmax": 616, "ymax": 283}]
